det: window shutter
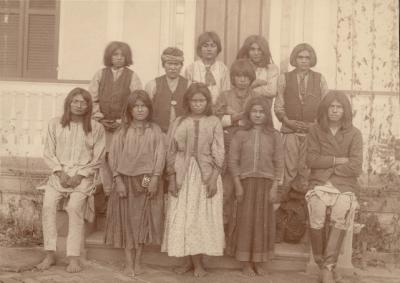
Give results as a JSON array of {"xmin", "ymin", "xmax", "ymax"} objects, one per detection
[
  {"xmin": 0, "ymin": 0, "xmax": 23, "ymax": 77},
  {"xmin": 23, "ymin": 0, "xmax": 58, "ymax": 78}
]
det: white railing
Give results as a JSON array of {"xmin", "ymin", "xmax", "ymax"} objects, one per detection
[{"xmin": 0, "ymin": 81, "xmax": 88, "ymax": 158}]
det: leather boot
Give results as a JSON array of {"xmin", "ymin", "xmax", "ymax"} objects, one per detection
[
  {"xmin": 309, "ymin": 228, "xmax": 325, "ymax": 268},
  {"xmin": 323, "ymin": 227, "xmax": 346, "ymax": 283}
]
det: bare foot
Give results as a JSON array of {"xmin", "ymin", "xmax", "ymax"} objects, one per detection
[
  {"xmin": 123, "ymin": 266, "xmax": 135, "ymax": 277},
  {"xmin": 173, "ymin": 263, "xmax": 193, "ymax": 274},
  {"xmin": 66, "ymin": 257, "xmax": 82, "ymax": 273},
  {"xmin": 254, "ymin": 262, "xmax": 267, "ymax": 276},
  {"xmin": 134, "ymin": 262, "xmax": 144, "ymax": 275},
  {"xmin": 193, "ymin": 265, "xmax": 208, "ymax": 277},
  {"xmin": 36, "ymin": 253, "xmax": 56, "ymax": 271},
  {"xmin": 242, "ymin": 262, "xmax": 256, "ymax": 277}
]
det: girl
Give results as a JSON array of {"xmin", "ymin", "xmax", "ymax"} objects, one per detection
[
  {"xmin": 185, "ymin": 31, "xmax": 230, "ymax": 104},
  {"xmin": 227, "ymin": 96, "xmax": 284, "ymax": 276},
  {"xmin": 104, "ymin": 90, "xmax": 165, "ymax": 277},
  {"xmin": 88, "ymin": 41, "xmax": 142, "ymax": 197},
  {"xmin": 162, "ymin": 83, "xmax": 225, "ymax": 277},
  {"xmin": 214, "ymin": 59, "xmax": 258, "ymax": 231},
  {"xmin": 236, "ymin": 35, "xmax": 279, "ymax": 111}
]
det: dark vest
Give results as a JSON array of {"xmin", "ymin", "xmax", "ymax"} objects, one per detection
[
  {"xmin": 284, "ymin": 70, "xmax": 322, "ymax": 122},
  {"xmin": 98, "ymin": 67, "xmax": 133, "ymax": 120},
  {"xmin": 152, "ymin": 75, "xmax": 187, "ymax": 133}
]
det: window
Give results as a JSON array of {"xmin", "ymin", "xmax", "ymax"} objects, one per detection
[{"xmin": 0, "ymin": 0, "xmax": 59, "ymax": 79}]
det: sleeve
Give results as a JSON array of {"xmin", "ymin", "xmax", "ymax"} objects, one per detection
[
  {"xmin": 214, "ymin": 92, "xmax": 232, "ymax": 127},
  {"xmin": 211, "ymin": 118, "xmax": 225, "ymax": 171},
  {"xmin": 184, "ymin": 64, "xmax": 194, "ymax": 85},
  {"xmin": 220, "ymin": 63, "xmax": 231, "ymax": 92},
  {"xmin": 306, "ymin": 126, "xmax": 335, "ymax": 169},
  {"xmin": 152, "ymin": 126, "xmax": 166, "ymax": 176},
  {"xmin": 77, "ymin": 123, "xmax": 106, "ymax": 177},
  {"xmin": 254, "ymin": 65, "xmax": 279, "ymax": 98},
  {"xmin": 320, "ymin": 74, "xmax": 329, "ymax": 98},
  {"xmin": 333, "ymin": 129, "xmax": 363, "ymax": 177},
  {"xmin": 107, "ymin": 128, "xmax": 125, "ymax": 177},
  {"xmin": 228, "ymin": 131, "xmax": 241, "ymax": 177},
  {"xmin": 274, "ymin": 73, "xmax": 287, "ymax": 122},
  {"xmin": 145, "ymin": 79, "xmax": 157, "ymax": 101},
  {"xmin": 165, "ymin": 119, "xmax": 180, "ymax": 176},
  {"xmin": 88, "ymin": 69, "xmax": 104, "ymax": 121},
  {"xmin": 273, "ymin": 132, "xmax": 284, "ymax": 182},
  {"xmin": 43, "ymin": 118, "xmax": 62, "ymax": 173},
  {"xmin": 130, "ymin": 72, "xmax": 143, "ymax": 91}
]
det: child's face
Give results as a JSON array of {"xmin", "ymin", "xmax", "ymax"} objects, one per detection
[
  {"xmin": 328, "ymin": 99, "xmax": 344, "ymax": 123},
  {"xmin": 248, "ymin": 43, "xmax": 263, "ymax": 64},
  {"xmin": 249, "ymin": 105, "xmax": 266, "ymax": 125},
  {"xmin": 132, "ymin": 99, "xmax": 149, "ymax": 121},
  {"xmin": 164, "ymin": 61, "xmax": 183, "ymax": 79},
  {"xmin": 189, "ymin": 93, "xmax": 208, "ymax": 115},
  {"xmin": 200, "ymin": 40, "xmax": 218, "ymax": 61},
  {"xmin": 234, "ymin": 75, "xmax": 251, "ymax": 90},
  {"xmin": 70, "ymin": 94, "xmax": 88, "ymax": 116},
  {"xmin": 111, "ymin": 48, "xmax": 125, "ymax": 68}
]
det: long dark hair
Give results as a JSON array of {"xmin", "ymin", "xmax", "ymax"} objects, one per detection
[
  {"xmin": 60, "ymin": 88, "xmax": 93, "ymax": 134},
  {"xmin": 317, "ymin": 91, "xmax": 353, "ymax": 132},
  {"xmin": 236, "ymin": 35, "xmax": 273, "ymax": 67},
  {"xmin": 182, "ymin": 83, "xmax": 213, "ymax": 117},
  {"xmin": 103, "ymin": 41, "xmax": 133, "ymax": 67},
  {"xmin": 121, "ymin": 90, "xmax": 153, "ymax": 131},
  {"xmin": 242, "ymin": 96, "xmax": 274, "ymax": 131}
]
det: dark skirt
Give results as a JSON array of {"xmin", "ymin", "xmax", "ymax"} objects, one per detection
[
  {"xmin": 226, "ymin": 177, "xmax": 275, "ymax": 262},
  {"xmin": 104, "ymin": 175, "xmax": 164, "ymax": 249}
]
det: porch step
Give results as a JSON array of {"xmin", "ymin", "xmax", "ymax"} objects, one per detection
[{"xmin": 85, "ymin": 230, "xmax": 310, "ymax": 271}]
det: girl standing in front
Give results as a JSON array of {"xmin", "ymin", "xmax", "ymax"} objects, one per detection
[
  {"xmin": 185, "ymin": 31, "xmax": 230, "ymax": 104},
  {"xmin": 162, "ymin": 83, "xmax": 225, "ymax": 277},
  {"xmin": 104, "ymin": 90, "xmax": 165, "ymax": 277},
  {"xmin": 88, "ymin": 41, "xmax": 142, "ymax": 197},
  {"xmin": 227, "ymin": 96, "xmax": 284, "ymax": 276}
]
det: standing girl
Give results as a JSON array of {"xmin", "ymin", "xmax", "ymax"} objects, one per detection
[
  {"xmin": 104, "ymin": 90, "xmax": 165, "ymax": 277},
  {"xmin": 162, "ymin": 83, "xmax": 225, "ymax": 277},
  {"xmin": 185, "ymin": 31, "xmax": 230, "ymax": 104},
  {"xmin": 236, "ymin": 35, "xmax": 279, "ymax": 111},
  {"xmin": 88, "ymin": 41, "xmax": 142, "ymax": 197},
  {"xmin": 227, "ymin": 96, "xmax": 284, "ymax": 276}
]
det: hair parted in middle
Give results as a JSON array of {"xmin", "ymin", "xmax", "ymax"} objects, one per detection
[
  {"xmin": 236, "ymin": 35, "xmax": 273, "ymax": 67},
  {"xmin": 229, "ymin": 59, "xmax": 256, "ymax": 87},
  {"xmin": 60, "ymin": 87, "xmax": 93, "ymax": 134},
  {"xmin": 103, "ymin": 41, "xmax": 133, "ymax": 67},
  {"xmin": 121, "ymin": 90, "xmax": 153, "ymax": 130},
  {"xmin": 317, "ymin": 90, "xmax": 353, "ymax": 132},
  {"xmin": 242, "ymin": 95, "xmax": 274, "ymax": 131},
  {"xmin": 196, "ymin": 31, "xmax": 222, "ymax": 58},
  {"xmin": 182, "ymin": 82, "xmax": 213, "ymax": 116},
  {"xmin": 289, "ymin": 43, "xmax": 317, "ymax": 68}
]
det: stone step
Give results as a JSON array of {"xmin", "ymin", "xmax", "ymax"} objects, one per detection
[{"xmin": 85, "ymin": 230, "xmax": 310, "ymax": 271}]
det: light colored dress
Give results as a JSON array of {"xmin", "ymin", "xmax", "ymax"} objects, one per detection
[
  {"xmin": 184, "ymin": 60, "xmax": 230, "ymax": 104},
  {"xmin": 162, "ymin": 116, "xmax": 225, "ymax": 257}
]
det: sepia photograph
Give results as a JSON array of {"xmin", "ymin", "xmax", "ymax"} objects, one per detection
[{"xmin": 0, "ymin": 0, "xmax": 399, "ymax": 282}]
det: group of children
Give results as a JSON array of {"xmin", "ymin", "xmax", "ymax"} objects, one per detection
[
  {"xmin": 37, "ymin": 30, "xmax": 362, "ymax": 283},
  {"xmin": 85, "ymin": 31, "xmax": 283, "ymax": 278}
]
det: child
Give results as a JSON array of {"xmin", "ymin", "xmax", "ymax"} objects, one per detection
[
  {"xmin": 145, "ymin": 47, "xmax": 188, "ymax": 133},
  {"xmin": 236, "ymin": 35, "xmax": 279, "ymax": 109},
  {"xmin": 162, "ymin": 83, "xmax": 225, "ymax": 278},
  {"xmin": 104, "ymin": 90, "xmax": 165, "ymax": 277},
  {"xmin": 214, "ymin": 59, "xmax": 258, "ymax": 231},
  {"xmin": 185, "ymin": 31, "xmax": 230, "ymax": 104},
  {"xmin": 88, "ymin": 41, "xmax": 142, "ymax": 197},
  {"xmin": 227, "ymin": 96, "xmax": 284, "ymax": 276}
]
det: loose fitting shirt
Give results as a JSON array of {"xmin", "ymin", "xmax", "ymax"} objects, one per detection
[{"xmin": 252, "ymin": 64, "xmax": 279, "ymax": 98}]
